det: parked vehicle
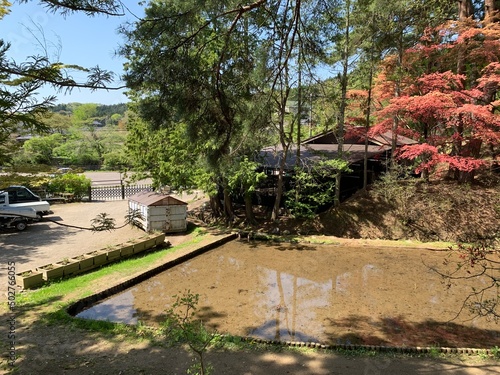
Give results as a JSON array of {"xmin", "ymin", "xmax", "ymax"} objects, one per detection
[
  {"xmin": 57, "ymin": 167, "xmax": 72, "ymax": 174},
  {"xmin": 0, "ymin": 185, "xmax": 42, "ymax": 203},
  {"xmin": 0, "ymin": 188, "xmax": 52, "ymax": 217},
  {"xmin": 0, "ymin": 206, "xmax": 38, "ymax": 231}
]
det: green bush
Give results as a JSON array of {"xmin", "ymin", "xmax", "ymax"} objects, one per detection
[
  {"xmin": 0, "ymin": 173, "xmax": 52, "ymax": 193},
  {"xmin": 48, "ymin": 173, "xmax": 91, "ymax": 199}
]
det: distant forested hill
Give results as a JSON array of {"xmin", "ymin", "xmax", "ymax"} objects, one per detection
[{"xmin": 50, "ymin": 103, "xmax": 127, "ymax": 117}]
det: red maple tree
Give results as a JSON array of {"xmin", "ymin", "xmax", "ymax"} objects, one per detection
[{"xmin": 372, "ymin": 19, "xmax": 500, "ymax": 181}]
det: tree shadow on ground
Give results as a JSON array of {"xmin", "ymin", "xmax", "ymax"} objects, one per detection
[
  {"xmin": 325, "ymin": 314, "xmax": 500, "ymax": 348},
  {"xmin": 5, "ymin": 320, "xmax": 500, "ymax": 375},
  {"xmin": 242, "ymin": 318, "xmax": 320, "ymax": 343},
  {"xmin": 72, "ymin": 300, "xmax": 227, "ymax": 331},
  {"xmin": 0, "ymin": 223, "xmax": 75, "ymax": 268}
]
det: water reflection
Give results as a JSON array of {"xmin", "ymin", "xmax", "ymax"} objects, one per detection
[
  {"xmin": 77, "ymin": 289, "xmax": 138, "ymax": 324},
  {"xmin": 249, "ymin": 266, "xmax": 332, "ymax": 342},
  {"xmin": 76, "ymin": 241, "xmax": 499, "ymax": 346}
]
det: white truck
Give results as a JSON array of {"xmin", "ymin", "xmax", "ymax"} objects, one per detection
[
  {"xmin": 0, "ymin": 187, "xmax": 53, "ymax": 230},
  {"xmin": 0, "ymin": 206, "xmax": 38, "ymax": 231}
]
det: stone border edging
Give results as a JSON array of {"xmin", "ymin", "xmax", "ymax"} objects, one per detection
[
  {"xmin": 235, "ymin": 336, "xmax": 496, "ymax": 356},
  {"xmin": 67, "ymin": 233, "xmax": 237, "ymax": 316}
]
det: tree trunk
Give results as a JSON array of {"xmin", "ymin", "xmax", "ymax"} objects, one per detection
[
  {"xmin": 363, "ymin": 19, "xmax": 375, "ymax": 191},
  {"xmin": 222, "ymin": 185, "xmax": 234, "ymax": 226},
  {"xmin": 334, "ymin": 0, "xmax": 351, "ymax": 207},
  {"xmin": 391, "ymin": 22, "xmax": 405, "ymax": 168},
  {"xmin": 447, "ymin": 115, "xmax": 464, "ymax": 180},
  {"xmin": 449, "ymin": 0, "xmax": 475, "ymax": 181},
  {"xmin": 209, "ymin": 195, "xmax": 223, "ymax": 218},
  {"xmin": 458, "ymin": 0, "xmax": 474, "ymax": 20},
  {"xmin": 272, "ymin": 71, "xmax": 293, "ymax": 221},
  {"xmin": 295, "ymin": 9, "xmax": 302, "ymax": 172},
  {"xmin": 271, "ymin": 145, "xmax": 289, "ymax": 221},
  {"xmin": 485, "ymin": 0, "xmax": 500, "ymax": 23},
  {"xmin": 244, "ymin": 191, "xmax": 257, "ymax": 225},
  {"xmin": 459, "ymin": 138, "xmax": 482, "ymax": 183}
]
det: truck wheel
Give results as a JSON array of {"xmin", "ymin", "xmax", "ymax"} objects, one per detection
[{"xmin": 15, "ymin": 221, "xmax": 28, "ymax": 231}]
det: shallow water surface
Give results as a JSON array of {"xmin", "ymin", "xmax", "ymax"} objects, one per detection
[{"xmin": 77, "ymin": 241, "xmax": 499, "ymax": 347}]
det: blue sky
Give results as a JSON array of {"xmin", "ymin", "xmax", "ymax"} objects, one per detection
[{"xmin": 1, "ymin": 2, "xmax": 144, "ymax": 105}]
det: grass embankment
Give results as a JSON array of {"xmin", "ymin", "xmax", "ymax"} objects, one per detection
[{"xmin": 14, "ymin": 228, "xmax": 210, "ymax": 312}]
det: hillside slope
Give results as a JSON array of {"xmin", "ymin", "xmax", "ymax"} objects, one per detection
[
  {"xmin": 200, "ymin": 176, "xmax": 499, "ymax": 245},
  {"xmin": 314, "ymin": 180, "xmax": 500, "ymax": 244}
]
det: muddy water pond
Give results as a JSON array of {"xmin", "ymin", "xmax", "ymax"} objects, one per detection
[{"xmin": 77, "ymin": 241, "xmax": 499, "ymax": 347}]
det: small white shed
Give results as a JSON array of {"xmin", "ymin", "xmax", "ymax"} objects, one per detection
[{"xmin": 128, "ymin": 191, "xmax": 188, "ymax": 233}]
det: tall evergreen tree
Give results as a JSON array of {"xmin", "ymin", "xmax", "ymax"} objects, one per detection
[
  {"xmin": 122, "ymin": 0, "xmax": 342, "ymax": 222},
  {"xmin": 121, "ymin": 0, "xmax": 271, "ymax": 222}
]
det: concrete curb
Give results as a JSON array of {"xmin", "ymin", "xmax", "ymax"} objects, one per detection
[{"xmin": 233, "ymin": 336, "xmax": 497, "ymax": 356}]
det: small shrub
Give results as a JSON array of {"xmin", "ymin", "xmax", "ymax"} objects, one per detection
[
  {"xmin": 48, "ymin": 173, "xmax": 91, "ymax": 199},
  {"xmin": 0, "ymin": 173, "xmax": 52, "ymax": 192},
  {"xmin": 371, "ymin": 165, "xmax": 420, "ymax": 225},
  {"xmin": 491, "ymin": 346, "xmax": 500, "ymax": 358},
  {"xmin": 163, "ymin": 290, "xmax": 219, "ymax": 375}
]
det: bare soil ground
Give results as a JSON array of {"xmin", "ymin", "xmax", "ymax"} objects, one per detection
[
  {"xmin": 1, "ymin": 181, "xmax": 500, "ymax": 374},
  {"xmin": 96, "ymin": 241, "xmax": 500, "ymax": 348}
]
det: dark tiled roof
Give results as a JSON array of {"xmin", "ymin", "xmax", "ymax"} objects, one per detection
[
  {"xmin": 303, "ymin": 128, "xmax": 417, "ymax": 147},
  {"xmin": 259, "ymin": 143, "xmax": 390, "ymax": 170}
]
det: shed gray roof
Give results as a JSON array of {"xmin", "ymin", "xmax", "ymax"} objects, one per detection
[{"xmin": 128, "ymin": 191, "xmax": 187, "ymax": 206}]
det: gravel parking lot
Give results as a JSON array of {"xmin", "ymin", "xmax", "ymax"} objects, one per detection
[
  {"xmin": 0, "ymin": 191, "xmax": 205, "ymax": 292},
  {"xmin": 0, "ymin": 201, "xmax": 143, "ymax": 289}
]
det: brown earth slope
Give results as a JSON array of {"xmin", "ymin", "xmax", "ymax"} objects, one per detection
[{"xmin": 247, "ymin": 179, "xmax": 499, "ymax": 245}]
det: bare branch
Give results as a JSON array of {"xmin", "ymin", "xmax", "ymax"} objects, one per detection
[{"xmin": 428, "ymin": 243, "xmax": 500, "ymax": 322}]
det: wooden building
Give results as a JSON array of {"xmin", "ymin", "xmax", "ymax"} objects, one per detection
[{"xmin": 256, "ymin": 128, "xmax": 417, "ymax": 203}]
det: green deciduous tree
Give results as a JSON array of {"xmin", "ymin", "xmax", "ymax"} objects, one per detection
[
  {"xmin": 47, "ymin": 172, "xmax": 91, "ymax": 199},
  {"xmin": 0, "ymin": 0, "xmax": 124, "ymax": 163},
  {"xmin": 226, "ymin": 156, "xmax": 266, "ymax": 224},
  {"xmin": 126, "ymin": 114, "xmax": 207, "ymax": 192},
  {"xmin": 72, "ymin": 103, "xmax": 99, "ymax": 127},
  {"xmin": 163, "ymin": 291, "xmax": 219, "ymax": 375},
  {"xmin": 287, "ymin": 159, "xmax": 350, "ymax": 218},
  {"xmin": 52, "ymin": 128, "xmax": 101, "ymax": 166},
  {"xmin": 16, "ymin": 132, "xmax": 64, "ymax": 165}
]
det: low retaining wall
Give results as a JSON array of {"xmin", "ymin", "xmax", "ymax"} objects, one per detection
[
  {"xmin": 231, "ymin": 336, "xmax": 497, "ymax": 356},
  {"xmin": 16, "ymin": 232, "xmax": 166, "ymax": 289}
]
